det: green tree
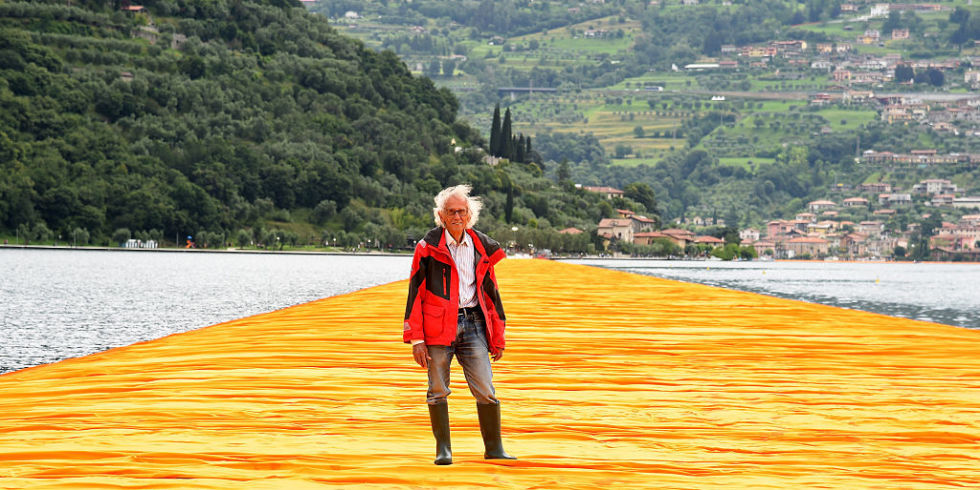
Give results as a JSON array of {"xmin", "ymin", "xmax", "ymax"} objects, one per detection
[
  {"xmin": 489, "ymin": 104, "xmax": 501, "ymax": 157},
  {"xmin": 71, "ymin": 227, "xmax": 90, "ymax": 246},
  {"xmin": 557, "ymin": 160, "xmax": 571, "ymax": 183},
  {"xmin": 950, "ymin": 6, "xmax": 970, "ymax": 25},
  {"xmin": 515, "ymin": 134, "xmax": 526, "ymax": 163},
  {"xmin": 894, "ymin": 64, "xmax": 914, "ymax": 83},
  {"xmin": 424, "ymin": 59, "xmax": 441, "ymax": 78},
  {"xmin": 313, "ymin": 199, "xmax": 337, "ymax": 224},
  {"xmin": 442, "ymin": 58, "xmax": 456, "ymax": 77},
  {"xmin": 501, "ymin": 108, "xmax": 514, "ymax": 159},
  {"xmin": 112, "ymin": 228, "xmax": 131, "ymax": 245},
  {"xmin": 882, "ymin": 10, "xmax": 901, "ymax": 34},
  {"xmin": 624, "ymin": 182, "xmax": 658, "ymax": 215}
]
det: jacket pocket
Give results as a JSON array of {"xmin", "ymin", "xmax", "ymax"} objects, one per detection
[
  {"xmin": 422, "ymin": 303, "xmax": 445, "ymax": 337},
  {"xmin": 425, "ymin": 261, "xmax": 452, "ymax": 300}
]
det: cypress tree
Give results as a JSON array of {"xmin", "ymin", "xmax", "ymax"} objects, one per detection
[
  {"xmin": 525, "ymin": 137, "xmax": 533, "ymax": 162},
  {"xmin": 501, "ymin": 108, "xmax": 513, "ymax": 159},
  {"xmin": 516, "ymin": 134, "xmax": 526, "ymax": 163},
  {"xmin": 490, "ymin": 104, "xmax": 501, "ymax": 157}
]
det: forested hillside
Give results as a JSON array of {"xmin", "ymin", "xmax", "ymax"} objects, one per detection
[{"xmin": 0, "ymin": 0, "xmax": 631, "ymax": 252}]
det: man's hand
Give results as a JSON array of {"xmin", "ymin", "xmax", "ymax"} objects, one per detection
[
  {"xmin": 492, "ymin": 349, "xmax": 504, "ymax": 362},
  {"xmin": 413, "ymin": 343, "xmax": 431, "ymax": 368}
]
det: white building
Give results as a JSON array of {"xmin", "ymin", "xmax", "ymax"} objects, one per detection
[
  {"xmin": 954, "ymin": 197, "xmax": 980, "ymax": 209},
  {"xmin": 740, "ymin": 228, "xmax": 761, "ymax": 242}
]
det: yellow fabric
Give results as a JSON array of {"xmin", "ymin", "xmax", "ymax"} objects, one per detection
[{"xmin": 2, "ymin": 260, "xmax": 979, "ymax": 488}]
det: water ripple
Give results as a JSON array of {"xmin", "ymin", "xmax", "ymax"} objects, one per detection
[
  {"xmin": 568, "ymin": 259, "xmax": 980, "ymax": 330},
  {"xmin": 0, "ymin": 249, "xmax": 410, "ymax": 374}
]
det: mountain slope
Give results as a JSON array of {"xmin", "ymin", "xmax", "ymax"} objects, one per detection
[{"xmin": 0, "ymin": 0, "xmax": 468, "ymax": 244}]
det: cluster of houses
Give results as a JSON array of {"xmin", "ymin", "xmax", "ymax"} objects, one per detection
[
  {"xmin": 932, "ymin": 215, "xmax": 980, "ymax": 260},
  {"xmin": 756, "ymin": 208, "xmax": 980, "ymax": 260},
  {"xmin": 860, "ymin": 150, "xmax": 980, "ymax": 169},
  {"xmin": 577, "ymin": 186, "xmax": 725, "ymax": 251},
  {"xmin": 581, "ymin": 182, "xmax": 980, "ymax": 260},
  {"xmin": 706, "ymin": 37, "xmax": 976, "ymax": 88},
  {"xmin": 871, "ymin": 96, "xmax": 980, "ymax": 135},
  {"xmin": 680, "ymin": 0, "xmax": 980, "ymax": 95},
  {"xmin": 594, "ymin": 209, "xmax": 726, "ymax": 251},
  {"xmin": 752, "ymin": 179, "xmax": 979, "ymax": 259},
  {"xmin": 750, "ymin": 177, "xmax": 980, "ymax": 259}
]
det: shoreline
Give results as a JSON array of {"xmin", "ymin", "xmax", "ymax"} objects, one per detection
[
  {"xmin": 0, "ymin": 244, "xmax": 410, "ymax": 257},
  {"xmin": 558, "ymin": 255, "xmax": 980, "ymax": 265},
  {"xmin": 5, "ymin": 245, "xmax": 979, "ymax": 265}
]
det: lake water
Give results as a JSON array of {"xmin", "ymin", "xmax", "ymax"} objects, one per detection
[
  {"xmin": 566, "ymin": 258, "xmax": 980, "ymax": 330},
  {"xmin": 0, "ymin": 249, "xmax": 411, "ymax": 374},
  {"xmin": 3, "ymin": 250, "xmax": 977, "ymax": 375}
]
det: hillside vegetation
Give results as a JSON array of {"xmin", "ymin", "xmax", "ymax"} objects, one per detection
[{"xmin": 0, "ymin": 0, "xmax": 636, "ymax": 252}]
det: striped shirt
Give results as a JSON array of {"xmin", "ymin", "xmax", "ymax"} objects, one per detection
[{"xmin": 445, "ymin": 230, "xmax": 477, "ymax": 308}]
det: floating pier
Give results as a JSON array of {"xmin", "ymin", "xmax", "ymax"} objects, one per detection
[{"xmin": 1, "ymin": 260, "xmax": 979, "ymax": 488}]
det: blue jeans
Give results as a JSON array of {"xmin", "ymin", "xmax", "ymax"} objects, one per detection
[{"xmin": 426, "ymin": 312, "xmax": 498, "ymax": 405}]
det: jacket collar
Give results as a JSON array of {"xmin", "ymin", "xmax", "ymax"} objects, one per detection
[{"xmin": 423, "ymin": 226, "xmax": 446, "ymax": 249}]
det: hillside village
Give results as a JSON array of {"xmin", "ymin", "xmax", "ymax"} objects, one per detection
[
  {"xmin": 684, "ymin": 4, "xmax": 980, "ymax": 136},
  {"xmin": 583, "ymin": 181, "xmax": 980, "ymax": 260}
]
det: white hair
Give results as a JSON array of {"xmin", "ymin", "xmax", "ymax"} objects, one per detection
[{"xmin": 432, "ymin": 184, "xmax": 482, "ymax": 229}]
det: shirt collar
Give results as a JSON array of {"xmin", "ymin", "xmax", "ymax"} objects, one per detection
[{"xmin": 444, "ymin": 229, "xmax": 471, "ymax": 247}]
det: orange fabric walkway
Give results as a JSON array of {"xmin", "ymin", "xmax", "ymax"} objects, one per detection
[{"xmin": 2, "ymin": 259, "xmax": 979, "ymax": 488}]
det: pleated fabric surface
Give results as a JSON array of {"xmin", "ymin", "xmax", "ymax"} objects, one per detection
[{"xmin": 1, "ymin": 259, "xmax": 979, "ymax": 489}]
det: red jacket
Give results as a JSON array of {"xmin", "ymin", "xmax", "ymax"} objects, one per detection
[{"xmin": 403, "ymin": 227, "xmax": 507, "ymax": 354}]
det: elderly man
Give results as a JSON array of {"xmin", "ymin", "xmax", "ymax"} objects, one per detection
[{"xmin": 403, "ymin": 184, "xmax": 516, "ymax": 465}]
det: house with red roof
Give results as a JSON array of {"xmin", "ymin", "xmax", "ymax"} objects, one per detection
[
  {"xmin": 597, "ymin": 218, "xmax": 633, "ymax": 244},
  {"xmin": 583, "ymin": 186, "xmax": 624, "ymax": 199},
  {"xmin": 694, "ymin": 235, "xmax": 725, "ymax": 245},
  {"xmin": 787, "ymin": 236, "xmax": 830, "ymax": 257},
  {"xmin": 633, "ymin": 232, "xmax": 669, "ymax": 246},
  {"xmin": 807, "ymin": 200, "xmax": 837, "ymax": 212},
  {"xmin": 660, "ymin": 228, "xmax": 695, "ymax": 248}
]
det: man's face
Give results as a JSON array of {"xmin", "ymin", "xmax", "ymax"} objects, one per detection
[{"xmin": 439, "ymin": 195, "xmax": 470, "ymax": 237}]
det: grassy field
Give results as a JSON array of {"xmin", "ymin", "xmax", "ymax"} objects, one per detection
[
  {"xmin": 506, "ymin": 85, "xmax": 883, "ymax": 165},
  {"xmin": 796, "ymin": 22, "xmax": 862, "ymax": 39},
  {"xmin": 466, "ymin": 15, "xmax": 642, "ymax": 68},
  {"xmin": 509, "ymin": 92, "xmax": 690, "ymax": 162},
  {"xmin": 512, "ymin": 15, "xmax": 641, "ymax": 55},
  {"xmin": 817, "ymin": 108, "xmax": 880, "ymax": 130},
  {"xmin": 610, "ymin": 157, "xmax": 663, "ymax": 167},
  {"xmin": 611, "ymin": 72, "xmax": 702, "ymax": 91}
]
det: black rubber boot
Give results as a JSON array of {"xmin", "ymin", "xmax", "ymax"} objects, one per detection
[
  {"xmin": 428, "ymin": 402, "xmax": 453, "ymax": 465},
  {"xmin": 477, "ymin": 402, "xmax": 516, "ymax": 460}
]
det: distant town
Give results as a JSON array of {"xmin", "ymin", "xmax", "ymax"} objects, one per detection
[{"xmin": 582, "ymin": 182, "xmax": 980, "ymax": 261}]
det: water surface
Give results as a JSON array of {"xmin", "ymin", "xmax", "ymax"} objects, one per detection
[
  {"xmin": 0, "ymin": 249, "xmax": 410, "ymax": 374},
  {"xmin": 566, "ymin": 259, "xmax": 980, "ymax": 330}
]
